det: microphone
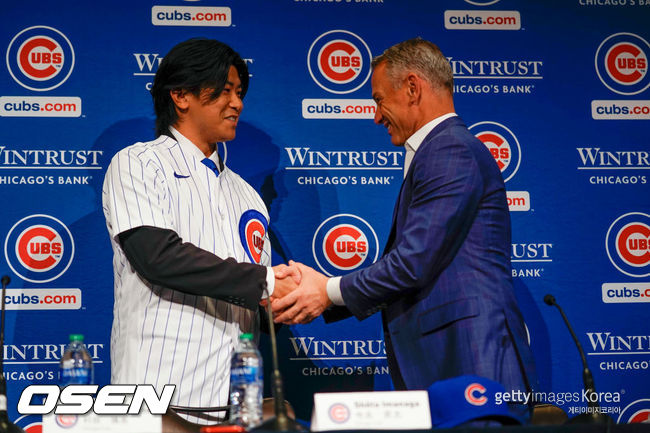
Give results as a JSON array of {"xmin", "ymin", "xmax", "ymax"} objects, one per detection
[
  {"xmin": 543, "ymin": 294, "xmax": 612, "ymax": 425},
  {"xmin": 0, "ymin": 276, "xmax": 26, "ymax": 433},
  {"xmin": 251, "ymin": 283, "xmax": 305, "ymax": 432}
]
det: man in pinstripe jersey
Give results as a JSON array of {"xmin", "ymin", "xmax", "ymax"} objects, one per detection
[{"xmin": 102, "ymin": 38, "xmax": 297, "ymax": 424}]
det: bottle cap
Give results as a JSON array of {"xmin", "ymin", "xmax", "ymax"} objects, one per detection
[
  {"xmin": 239, "ymin": 333, "xmax": 253, "ymax": 341},
  {"xmin": 69, "ymin": 334, "xmax": 84, "ymax": 342}
]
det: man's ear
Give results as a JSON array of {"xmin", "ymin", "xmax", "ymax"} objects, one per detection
[
  {"xmin": 170, "ymin": 89, "xmax": 190, "ymax": 114},
  {"xmin": 405, "ymin": 73, "xmax": 421, "ymax": 104}
]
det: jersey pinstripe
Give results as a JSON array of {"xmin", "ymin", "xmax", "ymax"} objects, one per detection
[{"xmin": 102, "ymin": 129, "xmax": 271, "ymax": 424}]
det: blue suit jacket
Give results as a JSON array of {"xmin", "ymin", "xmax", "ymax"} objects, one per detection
[{"xmin": 334, "ymin": 116, "xmax": 537, "ymax": 393}]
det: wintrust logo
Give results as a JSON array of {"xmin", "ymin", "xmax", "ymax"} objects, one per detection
[
  {"xmin": 284, "ymin": 146, "xmax": 402, "ymax": 187},
  {"xmin": 587, "ymin": 331, "xmax": 650, "ymax": 373},
  {"xmin": 288, "ymin": 336, "xmax": 389, "ymax": 377},
  {"xmin": 511, "ymin": 242, "xmax": 552, "ymax": 278},
  {"xmin": 450, "ymin": 57, "xmax": 543, "ymax": 95},
  {"xmin": 577, "ymin": 146, "xmax": 648, "ymax": 185},
  {"xmin": 0, "ymin": 146, "xmax": 103, "ymax": 187},
  {"xmin": 3, "ymin": 341, "xmax": 104, "ymax": 392}
]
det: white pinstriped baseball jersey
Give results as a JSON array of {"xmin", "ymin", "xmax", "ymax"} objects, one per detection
[{"xmin": 102, "ymin": 128, "xmax": 271, "ymax": 424}]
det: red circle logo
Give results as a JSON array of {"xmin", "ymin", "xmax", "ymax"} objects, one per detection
[
  {"xmin": 55, "ymin": 414, "xmax": 78, "ymax": 428},
  {"xmin": 469, "ymin": 121, "xmax": 521, "ymax": 183},
  {"xmin": 17, "ymin": 36, "xmax": 64, "ymax": 81},
  {"xmin": 616, "ymin": 223, "xmax": 650, "ymax": 267},
  {"xmin": 329, "ymin": 403, "xmax": 350, "ymax": 423},
  {"xmin": 476, "ymin": 131, "xmax": 511, "ymax": 172},
  {"xmin": 605, "ymin": 42, "xmax": 648, "ymax": 86},
  {"xmin": 629, "ymin": 409, "xmax": 650, "ymax": 423},
  {"xmin": 308, "ymin": 30, "xmax": 372, "ymax": 94},
  {"xmin": 16, "ymin": 225, "xmax": 63, "ymax": 272},
  {"xmin": 465, "ymin": 383, "xmax": 488, "ymax": 406},
  {"xmin": 245, "ymin": 220, "xmax": 265, "ymax": 264},
  {"xmin": 318, "ymin": 40, "xmax": 363, "ymax": 84},
  {"xmin": 323, "ymin": 225, "xmax": 368, "ymax": 270}
]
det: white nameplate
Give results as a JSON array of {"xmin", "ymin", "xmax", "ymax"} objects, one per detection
[
  {"xmin": 43, "ymin": 411, "xmax": 161, "ymax": 433},
  {"xmin": 311, "ymin": 391, "xmax": 431, "ymax": 431}
]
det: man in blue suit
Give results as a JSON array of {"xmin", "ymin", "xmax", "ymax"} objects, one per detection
[{"xmin": 272, "ymin": 38, "xmax": 536, "ymax": 417}]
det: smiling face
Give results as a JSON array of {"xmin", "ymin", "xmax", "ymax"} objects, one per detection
[
  {"xmin": 371, "ymin": 62, "xmax": 416, "ymax": 146},
  {"xmin": 174, "ymin": 65, "xmax": 243, "ymax": 154}
]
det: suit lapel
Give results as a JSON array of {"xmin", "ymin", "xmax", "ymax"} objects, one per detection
[
  {"xmin": 383, "ymin": 172, "xmax": 407, "ymax": 255},
  {"xmin": 381, "ymin": 116, "xmax": 463, "ymax": 256}
]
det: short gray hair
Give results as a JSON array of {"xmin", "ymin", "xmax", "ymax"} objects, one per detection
[{"xmin": 371, "ymin": 37, "xmax": 453, "ymax": 92}]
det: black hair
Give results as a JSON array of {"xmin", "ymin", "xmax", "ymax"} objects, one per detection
[{"xmin": 151, "ymin": 38, "xmax": 249, "ymax": 137}]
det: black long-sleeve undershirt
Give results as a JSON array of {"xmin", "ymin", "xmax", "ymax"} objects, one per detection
[{"xmin": 118, "ymin": 225, "xmax": 266, "ymax": 311}]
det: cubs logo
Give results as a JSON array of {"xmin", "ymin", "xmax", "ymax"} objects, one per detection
[
  {"xmin": 14, "ymin": 414, "xmax": 42, "ymax": 432},
  {"xmin": 312, "ymin": 214, "xmax": 378, "ymax": 276},
  {"xmin": 4, "ymin": 214, "xmax": 74, "ymax": 284},
  {"xmin": 465, "ymin": 383, "xmax": 488, "ymax": 406},
  {"xmin": 606, "ymin": 212, "xmax": 650, "ymax": 278},
  {"xmin": 595, "ymin": 33, "xmax": 650, "ymax": 96},
  {"xmin": 328, "ymin": 403, "xmax": 350, "ymax": 423},
  {"xmin": 469, "ymin": 121, "xmax": 521, "ymax": 183},
  {"xmin": 617, "ymin": 399, "xmax": 650, "ymax": 424},
  {"xmin": 238, "ymin": 210, "xmax": 268, "ymax": 265},
  {"xmin": 6, "ymin": 26, "xmax": 75, "ymax": 91},
  {"xmin": 55, "ymin": 414, "xmax": 78, "ymax": 428},
  {"xmin": 307, "ymin": 30, "xmax": 372, "ymax": 94}
]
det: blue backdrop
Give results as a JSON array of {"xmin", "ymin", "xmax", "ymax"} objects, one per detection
[{"xmin": 1, "ymin": 0, "xmax": 649, "ymax": 429}]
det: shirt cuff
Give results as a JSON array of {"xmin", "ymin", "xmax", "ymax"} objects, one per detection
[
  {"xmin": 326, "ymin": 276, "xmax": 345, "ymax": 306},
  {"xmin": 264, "ymin": 267, "xmax": 275, "ymax": 298}
]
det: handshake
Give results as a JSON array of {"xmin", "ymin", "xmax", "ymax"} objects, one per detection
[{"xmin": 266, "ymin": 261, "xmax": 333, "ymax": 325}]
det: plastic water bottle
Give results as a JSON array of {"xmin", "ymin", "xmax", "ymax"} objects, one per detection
[
  {"xmin": 229, "ymin": 333, "xmax": 263, "ymax": 427},
  {"xmin": 59, "ymin": 334, "xmax": 94, "ymax": 386}
]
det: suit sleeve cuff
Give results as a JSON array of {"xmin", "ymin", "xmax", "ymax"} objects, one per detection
[
  {"xmin": 326, "ymin": 276, "xmax": 345, "ymax": 306},
  {"xmin": 265, "ymin": 267, "xmax": 275, "ymax": 298}
]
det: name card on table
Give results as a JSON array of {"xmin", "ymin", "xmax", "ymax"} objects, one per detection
[
  {"xmin": 43, "ymin": 411, "xmax": 161, "ymax": 433},
  {"xmin": 311, "ymin": 391, "xmax": 431, "ymax": 431}
]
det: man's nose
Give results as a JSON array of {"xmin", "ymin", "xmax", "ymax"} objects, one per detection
[
  {"xmin": 373, "ymin": 109, "xmax": 382, "ymax": 124},
  {"xmin": 230, "ymin": 93, "xmax": 243, "ymax": 112}
]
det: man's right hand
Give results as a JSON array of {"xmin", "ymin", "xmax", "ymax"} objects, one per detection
[{"xmin": 259, "ymin": 263, "xmax": 302, "ymax": 307}]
